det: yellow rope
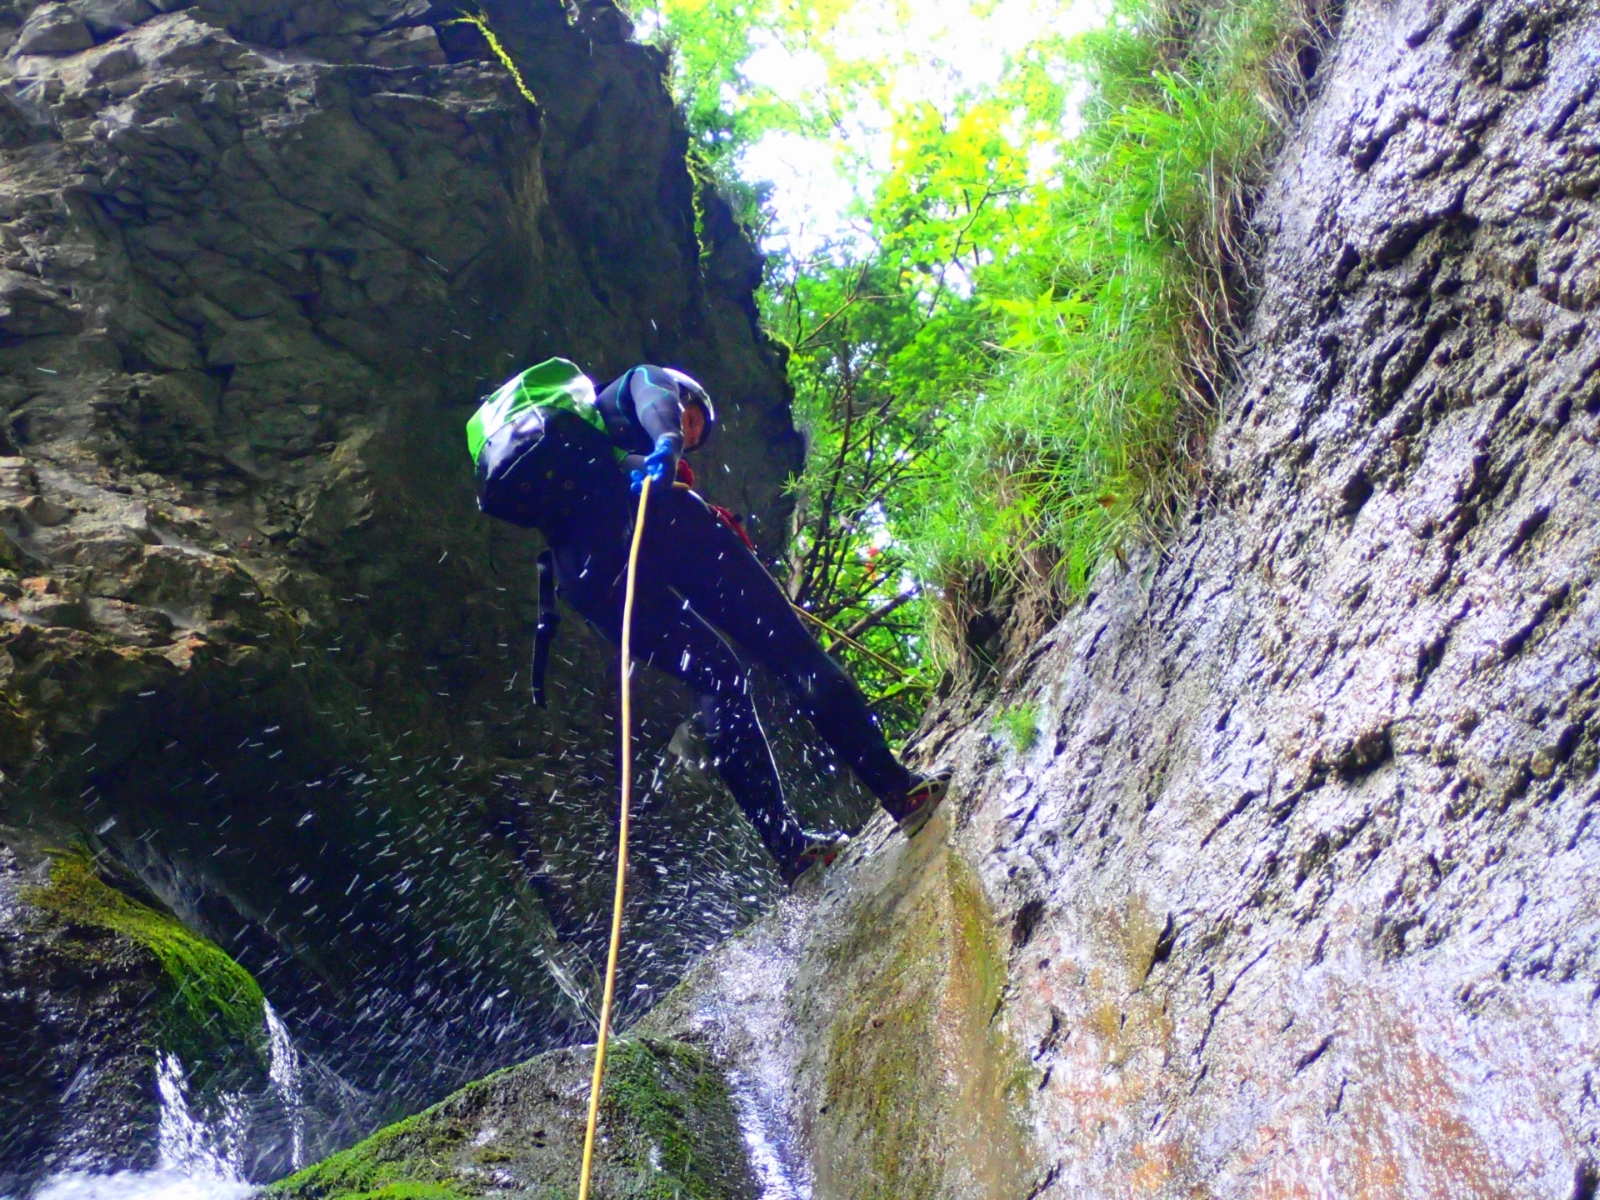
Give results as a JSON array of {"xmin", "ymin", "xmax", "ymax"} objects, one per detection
[{"xmin": 577, "ymin": 473, "xmax": 652, "ymax": 1200}]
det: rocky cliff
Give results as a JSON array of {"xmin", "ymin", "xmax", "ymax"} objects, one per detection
[
  {"xmin": 0, "ymin": 0, "xmax": 810, "ymax": 1182},
  {"xmin": 7, "ymin": 0, "xmax": 1599, "ymax": 1189},
  {"xmin": 629, "ymin": 0, "xmax": 1600, "ymax": 1193}
]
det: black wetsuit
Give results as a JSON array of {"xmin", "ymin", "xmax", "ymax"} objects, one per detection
[{"xmin": 543, "ymin": 368, "xmax": 915, "ymax": 873}]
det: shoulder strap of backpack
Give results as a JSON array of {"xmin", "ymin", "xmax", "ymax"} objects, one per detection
[{"xmin": 531, "ymin": 548, "xmax": 561, "ymax": 708}]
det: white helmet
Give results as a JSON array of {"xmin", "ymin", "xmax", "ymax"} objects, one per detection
[{"xmin": 662, "ymin": 367, "xmax": 716, "ymax": 449}]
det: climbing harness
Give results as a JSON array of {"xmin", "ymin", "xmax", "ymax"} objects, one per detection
[{"xmin": 577, "ymin": 473, "xmax": 652, "ymax": 1200}]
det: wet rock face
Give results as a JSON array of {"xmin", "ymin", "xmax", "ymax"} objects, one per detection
[
  {"xmin": 652, "ymin": 0, "xmax": 1600, "ymax": 1194},
  {"xmin": 640, "ymin": 809, "xmax": 1038, "ymax": 1200},
  {"xmin": 0, "ymin": 846, "xmax": 163, "ymax": 1188},
  {"xmin": 905, "ymin": 0, "xmax": 1600, "ymax": 1192},
  {"xmin": 0, "ymin": 0, "xmax": 800, "ymax": 1170}
]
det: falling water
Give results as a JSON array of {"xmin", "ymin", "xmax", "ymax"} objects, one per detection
[
  {"xmin": 263, "ymin": 1002, "xmax": 305, "ymax": 1172},
  {"xmin": 29, "ymin": 1055, "xmax": 252, "ymax": 1200},
  {"xmin": 726, "ymin": 1068, "xmax": 811, "ymax": 1200},
  {"xmin": 18, "ymin": 1002, "xmax": 332, "ymax": 1200},
  {"xmin": 155, "ymin": 1053, "xmax": 248, "ymax": 1181},
  {"xmin": 666, "ymin": 891, "xmax": 819, "ymax": 1200}
]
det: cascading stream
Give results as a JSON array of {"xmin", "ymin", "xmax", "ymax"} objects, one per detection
[
  {"xmin": 263, "ymin": 1003, "xmax": 305, "ymax": 1174},
  {"xmin": 18, "ymin": 1003, "xmax": 316, "ymax": 1200},
  {"xmin": 27, "ymin": 1054, "xmax": 252, "ymax": 1200}
]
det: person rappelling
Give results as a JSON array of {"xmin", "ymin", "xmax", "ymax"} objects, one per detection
[{"xmin": 466, "ymin": 357, "xmax": 949, "ymax": 886}]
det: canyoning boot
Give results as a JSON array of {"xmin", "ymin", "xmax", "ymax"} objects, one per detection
[
  {"xmin": 784, "ymin": 832, "xmax": 848, "ymax": 887},
  {"xmin": 896, "ymin": 771, "xmax": 953, "ymax": 838}
]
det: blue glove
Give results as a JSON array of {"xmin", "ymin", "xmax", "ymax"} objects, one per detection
[
  {"xmin": 631, "ymin": 441, "xmax": 676, "ymax": 493},
  {"xmin": 644, "ymin": 442, "xmax": 676, "ymax": 481},
  {"xmin": 629, "ymin": 468, "xmax": 647, "ymax": 493}
]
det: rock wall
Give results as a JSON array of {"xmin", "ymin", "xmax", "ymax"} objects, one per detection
[
  {"xmin": 0, "ymin": 0, "xmax": 806, "ymax": 1178},
  {"xmin": 640, "ymin": 0, "xmax": 1600, "ymax": 1194},
  {"xmin": 923, "ymin": 0, "xmax": 1600, "ymax": 1190},
  {"xmin": 0, "ymin": 846, "xmax": 166, "ymax": 1189}
]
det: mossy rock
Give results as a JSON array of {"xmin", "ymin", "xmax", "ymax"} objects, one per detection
[
  {"xmin": 22, "ymin": 849, "xmax": 266, "ymax": 1069},
  {"xmin": 271, "ymin": 1037, "xmax": 757, "ymax": 1200},
  {"xmin": 0, "ymin": 849, "xmax": 166, "ymax": 1184},
  {"xmin": 795, "ymin": 812, "xmax": 1040, "ymax": 1199}
]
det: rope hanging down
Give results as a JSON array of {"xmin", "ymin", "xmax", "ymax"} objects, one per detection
[{"xmin": 577, "ymin": 473, "xmax": 652, "ymax": 1200}]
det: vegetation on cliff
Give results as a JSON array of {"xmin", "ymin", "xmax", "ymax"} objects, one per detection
[
  {"xmin": 645, "ymin": 0, "xmax": 1333, "ymax": 678},
  {"xmin": 917, "ymin": 0, "xmax": 1319, "ymax": 601}
]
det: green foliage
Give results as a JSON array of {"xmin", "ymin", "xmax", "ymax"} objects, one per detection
[
  {"xmin": 991, "ymin": 702, "xmax": 1039, "ymax": 752},
  {"xmin": 755, "ymin": 27, "xmax": 1075, "ymax": 726},
  {"xmin": 642, "ymin": 0, "xmax": 834, "ymax": 228},
  {"xmin": 646, "ymin": 0, "xmax": 1318, "ymax": 681},
  {"xmin": 768, "ymin": 250, "xmax": 991, "ymax": 733},
  {"xmin": 642, "ymin": 0, "xmax": 793, "ymax": 162},
  {"xmin": 913, "ymin": 0, "xmax": 1312, "ymax": 622},
  {"xmin": 25, "ymin": 849, "xmax": 266, "ymax": 1062}
]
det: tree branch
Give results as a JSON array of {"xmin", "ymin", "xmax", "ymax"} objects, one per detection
[{"xmin": 836, "ymin": 589, "xmax": 918, "ymax": 644}]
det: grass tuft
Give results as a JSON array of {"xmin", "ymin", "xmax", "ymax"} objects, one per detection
[
  {"xmin": 912, "ymin": 0, "xmax": 1330, "ymax": 661},
  {"xmin": 991, "ymin": 703, "xmax": 1041, "ymax": 753}
]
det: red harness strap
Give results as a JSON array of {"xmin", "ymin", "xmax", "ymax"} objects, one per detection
[
  {"xmin": 709, "ymin": 503, "xmax": 756, "ymax": 551},
  {"xmin": 675, "ymin": 460, "xmax": 756, "ymax": 551}
]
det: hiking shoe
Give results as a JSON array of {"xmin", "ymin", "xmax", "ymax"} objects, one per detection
[
  {"xmin": 783, "ymin": 832, "xmax": 847, "ymax": 886},
  {"xmin": 896, "ymin": 771, "xmax": 952, "ymax": 838}
]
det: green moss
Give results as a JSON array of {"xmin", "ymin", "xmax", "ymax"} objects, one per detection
[
  {"xmin": 24, "ymin": 850, "xmax": 265, "ymax": 1062},
  {"xmin": 826, "ymin": 984, "xmax": 939, "ymax": 1198},
  {"xmin": 328, "ymin": 1186, "xmax": 470, "ymax": 1200},
  {"xmin": 603, "ymin": 1038, "xmax": 740, "ymax": 1200},
  {"xmin": 992, "ymin": 702, "xmax": 1040, "ymax": 752},
  {"xmin": 817, "ymin": 843, "xmax": 1037, "ymax": 1199},
  {"xmin": 271, "ymin": 1098, "xmax": 471, "ymax": 1200},
  {"xmin": 273, "ymin": 1040, "xmax": 751, "ymax": 1200},
  {"xmin": 444, "ymin": 9, "xmax": 538, "ymax": 106}
]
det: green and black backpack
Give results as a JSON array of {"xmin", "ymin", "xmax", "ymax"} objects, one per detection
[
  {"xmin": 467, "ymin": 358, "xmax": 623, "ymax": 706},
  {"xmin": 466, "ymin": 357, "xmax": 619, "ymax": 531}
]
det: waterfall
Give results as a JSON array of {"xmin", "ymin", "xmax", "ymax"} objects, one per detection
[
  {"xmin": 28, "ymin": 1053, "xmax": 253, "ymax": 1200},
  {"xmin": 153, "ymin": 1052, "xmax": 248, "ymax": 1181},
  {"xmin": 262, "ymin": 1002, "xmax": 305, "ymax": 1171},
  {"xmin": 22, "ymin": 1002, "xmax": 314, "ymax": 1200},
  {"xmin": 725, "ymin": 1068, "xmax": 812, "ymax": 1200}
]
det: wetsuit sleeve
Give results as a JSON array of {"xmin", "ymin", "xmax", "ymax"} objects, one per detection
[{"xmin": 623, "ymin": 367, "xmax": 686, "ymax": 460}]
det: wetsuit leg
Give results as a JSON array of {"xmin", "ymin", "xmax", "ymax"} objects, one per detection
[
  {"xmin": 639, "ymin": 488, "xmax": 916, "ymax": 817},
  {"xmin": 549, "ymin": 524, "xmax": 809, "ymax": 868}
]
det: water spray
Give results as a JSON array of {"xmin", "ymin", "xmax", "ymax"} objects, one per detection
[{"xmin": 577, "ymin": 473, "xmax": 651, "ymax": 1200}]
